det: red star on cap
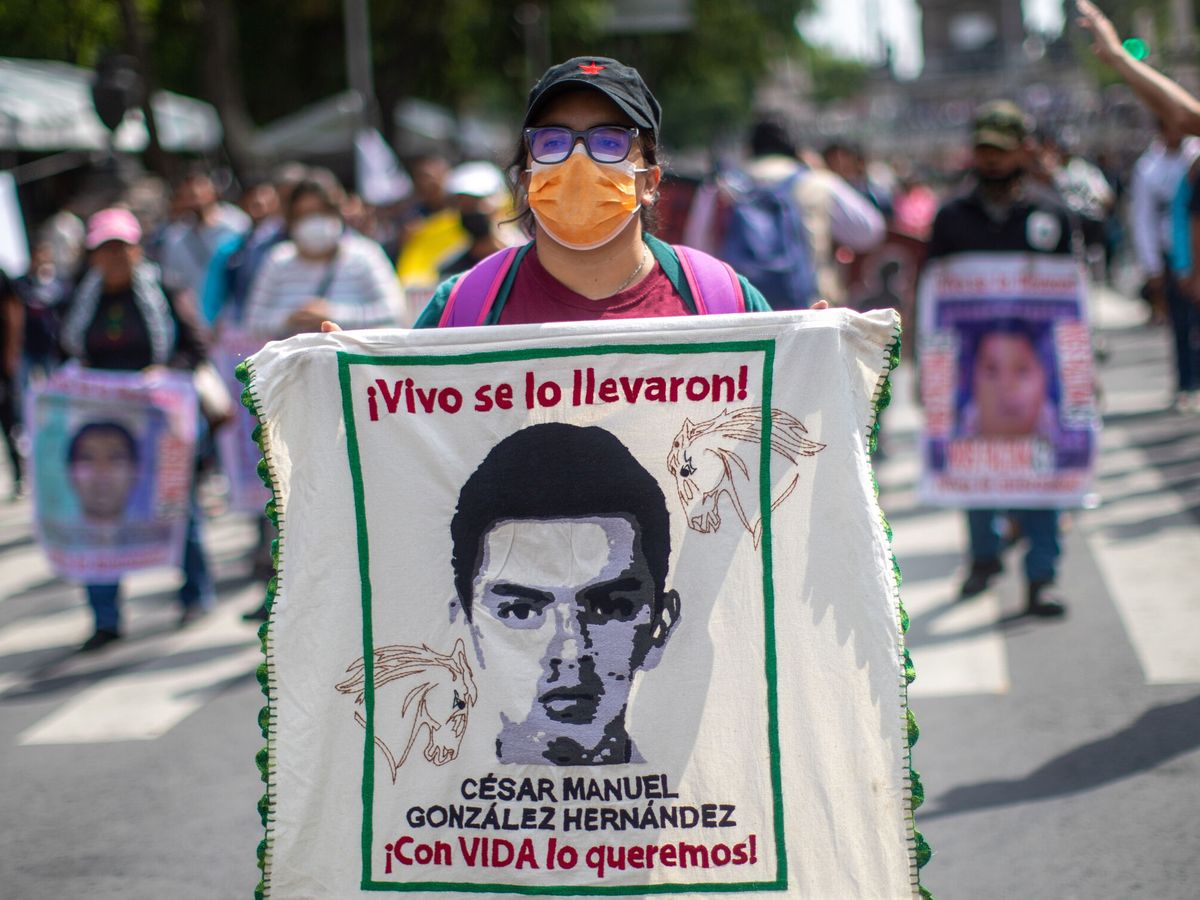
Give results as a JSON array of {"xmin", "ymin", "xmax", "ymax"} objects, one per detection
[{"xmin": 578, "ymin": 61, "xmax": 605, "ymax": 75}]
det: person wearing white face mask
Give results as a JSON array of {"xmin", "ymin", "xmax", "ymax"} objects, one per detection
[{"xmin": 245, "ymin": 178, "xmax": 404, "ymax": 337}]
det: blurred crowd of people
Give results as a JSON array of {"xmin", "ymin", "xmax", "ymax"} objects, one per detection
[{"xmin": 0, "ymin": 153, "xmax": 520, "ymax": 645}]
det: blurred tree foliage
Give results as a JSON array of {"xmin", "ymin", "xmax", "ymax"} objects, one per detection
[
  {"xmin": 0, "ymin": 0, "xmax": 124, "ymax": 65},
  {"xmin": 1, "ymin": 0, "xmax": 819, "ymax": 153},
  {"xmin": 799, "ymin": 44, "xmax": 872, "ymax": 105}
]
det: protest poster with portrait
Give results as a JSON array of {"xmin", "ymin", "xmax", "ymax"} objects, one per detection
[
  {"xmin": 917, "ymin": 253, "xmax": 1099, "ymax": 508},
  {"xmin": 212, "ymin": 327, "xmax": 271, "ymax": 513},
  {"xmin": 244, "ymin": 309, "xmax": 929, "ymax": 898},
  {"xmin": 29, "ymin": 365, "xmax": 198, "ymax": 582}
]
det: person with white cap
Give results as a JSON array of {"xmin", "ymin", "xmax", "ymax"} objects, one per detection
[{"xmin": 59, "ymin": 207, "xmax": 216, "ymax": 651}]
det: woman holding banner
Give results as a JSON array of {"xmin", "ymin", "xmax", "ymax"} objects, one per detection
[
  {"xmin": 412, "ymin": 58, "xmax": 786, "ymax": 326},
  {"xmin": 59, "ymin": 208, "xmax": 216, "ymax": 651},
  {"xmin": 324, "ymin": 57, "xmax": 827, "ymax": 337}
]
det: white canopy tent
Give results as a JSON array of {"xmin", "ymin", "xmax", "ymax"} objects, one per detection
[
  {"xmin": 0, "ymin": 57, "xmax": 222, "ymax": 153},
  {"xmin": 250, "ymin": 90, "xmax": 365, "ymax": 159}
]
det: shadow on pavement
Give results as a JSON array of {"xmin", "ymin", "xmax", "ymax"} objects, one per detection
[
  {"xmin": 0, "ymin": 641, "xmax": 257, "ymax": 702},
  {"xmin": 0, "ymin": 533, "xmax": 36, "ymax": 555},
  {"xmin": 921, "ymin": 692, "xmax": 1200, "ymax": 820}
]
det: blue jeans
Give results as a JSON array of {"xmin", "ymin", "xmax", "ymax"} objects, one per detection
[
  {"xmin": 966, "ymin": 508, "xmax": 1061, "ymax": 584},
  {"xmin": 1166, "ymin": 270, "xmax": 1200, "ymax": 392},
  {"xmin": 85, "ymin": 499, "xmax": 214, "ymax": 632}
]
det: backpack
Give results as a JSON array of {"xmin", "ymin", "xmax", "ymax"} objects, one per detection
[
  {"xmin": 437, "ymin": 243, "xmax": 745, "ymax": 327},
  {"xmin": 717, "ymin": 169, "xmax": 817, "ymax": 310}
]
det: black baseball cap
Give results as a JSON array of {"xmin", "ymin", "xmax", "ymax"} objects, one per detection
[{"xmin": 524, "ymin": 57, "xmax": 662, "ymax": 137}]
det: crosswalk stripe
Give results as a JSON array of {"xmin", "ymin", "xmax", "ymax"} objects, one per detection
[
  {"xmin": 882, "ymin": 493, "xmax": 1011, "ymax": 698},
  {"xmin": 0, "ymin": 605, "xmax": 90, "ymax": 656},
  {"xmin": 877, "ymin": 377, "xmax": 1012, "ymax": 698},
  {"xmin": 0, "ymin": 537, "xmax": 56, "ymax": 606},
  {"xmin": 1083, "ymin": 421, "xmax": 1200, "ymax": 684},
  {"xmin": 17, "ymin": 601, "xmax": 261, "ymax": 744}
]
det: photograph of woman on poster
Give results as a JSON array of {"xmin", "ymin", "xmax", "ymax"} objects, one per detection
[{"xmin": 956, "ymin": 322, "xmax": 1060, "ymax": 440}]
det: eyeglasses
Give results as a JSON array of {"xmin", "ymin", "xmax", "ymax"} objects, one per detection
[{"xmin": 523, "ymin": 125, "xmax": 639, "ymax": 165}]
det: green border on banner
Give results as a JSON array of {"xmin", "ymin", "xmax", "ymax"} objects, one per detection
[{"xmin": 337, "ymin": 340, "xmax": 786, "ymax": 895}]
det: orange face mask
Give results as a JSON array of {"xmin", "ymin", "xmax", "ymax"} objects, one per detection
[{"xmin": 527, "ymin": 145, "xmax": 647, "ymax": 250}]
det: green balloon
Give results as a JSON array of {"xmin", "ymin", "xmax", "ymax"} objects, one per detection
[{"xmin": 1123, "ymin": 38, "xmax": 1149, "ymax": 60}]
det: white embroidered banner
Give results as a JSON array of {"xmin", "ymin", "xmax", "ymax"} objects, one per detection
[
  {"xmin": 244, "ymin": 309, "xmax": 925, "ymax": 898},
  {"xmin": 917, "ymin": 253, "xmax": 1099, "ymax": 508}
]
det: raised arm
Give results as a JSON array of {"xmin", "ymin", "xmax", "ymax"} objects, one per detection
[{"xmin": 1076, "ymin": 0, "xmax": 1200, "ymax": 135}]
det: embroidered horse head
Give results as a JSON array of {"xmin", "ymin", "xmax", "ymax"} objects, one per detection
[
  {"xmin": 667, "ymin": 407, "xmax": 826, "ymax": 547},
  {"xmin": 335, "ymin": 638, "xmax": 478, "ymax": 781}
]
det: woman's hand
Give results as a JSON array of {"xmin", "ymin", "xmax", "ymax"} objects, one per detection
[
  {"xmin": 811, "ymin": 299, "xmax": 830, "ymax": 310},
  {"xmin": 1076, "ymin": 0, "xmax": 1125, "ymax": 67},
  {"xmin": 286, "ymin": 299, "xmax": 334, "ymax": 333}
]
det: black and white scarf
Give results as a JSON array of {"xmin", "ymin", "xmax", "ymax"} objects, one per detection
[{"xmin": 61, "ymin": 262, "xmax": 176, "ymax": 366}]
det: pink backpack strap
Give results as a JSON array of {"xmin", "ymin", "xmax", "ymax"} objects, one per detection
[
  {"xmin": 673, "ymin": 245, "xmax": 746, "ymax": 315},
  {"xmin": 437, "ymin": 246, "xmax": 523, "ymax": 327}
]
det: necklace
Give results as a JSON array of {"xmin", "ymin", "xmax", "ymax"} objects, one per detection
[{"xmin": 611, "ymin": 247, "xmax": 650, "ymax": 295}]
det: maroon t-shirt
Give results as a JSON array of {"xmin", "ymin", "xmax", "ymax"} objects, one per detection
[{"xmin": 498, "ymin": 246, "xmax": 689, "ymax": 325}]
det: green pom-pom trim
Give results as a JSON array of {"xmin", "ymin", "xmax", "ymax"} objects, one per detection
[
  {"xmin": 914, "ymin": 830, "xmax": 932, "ymax": 868},
  {"xmin": 868, "ymin": 320, "xmax": 931, "ymax": 893},
  {"xmin": 876, "ymin": 375, "xmax": 893, "ymax": 412},
  {"xmin": 242, "ymin": 361, "xmax": 277, "ymax": 897}
]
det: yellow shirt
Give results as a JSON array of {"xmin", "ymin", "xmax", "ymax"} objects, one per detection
[{"xmin": 396, "ymin": 209, "xmax": 468, "ymax": 289}]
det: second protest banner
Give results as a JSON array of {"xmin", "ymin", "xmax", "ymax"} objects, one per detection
[
  {"xmin": 918, "ymin": 252, "xmax": 1098, "ymax": 508},
  {"xmin": 29, "ymin": 365, "xmax": 198, "ymax": 582}
]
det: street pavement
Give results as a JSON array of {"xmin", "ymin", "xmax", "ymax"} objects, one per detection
[{"xmin": 1, "ymin": 289, "xmax": 1197, "ymax": 899}]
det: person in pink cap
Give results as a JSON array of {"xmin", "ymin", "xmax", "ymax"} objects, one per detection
[{"xmin": 59, "ymin": 207, "xmax": 216, "ymax": 651}]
